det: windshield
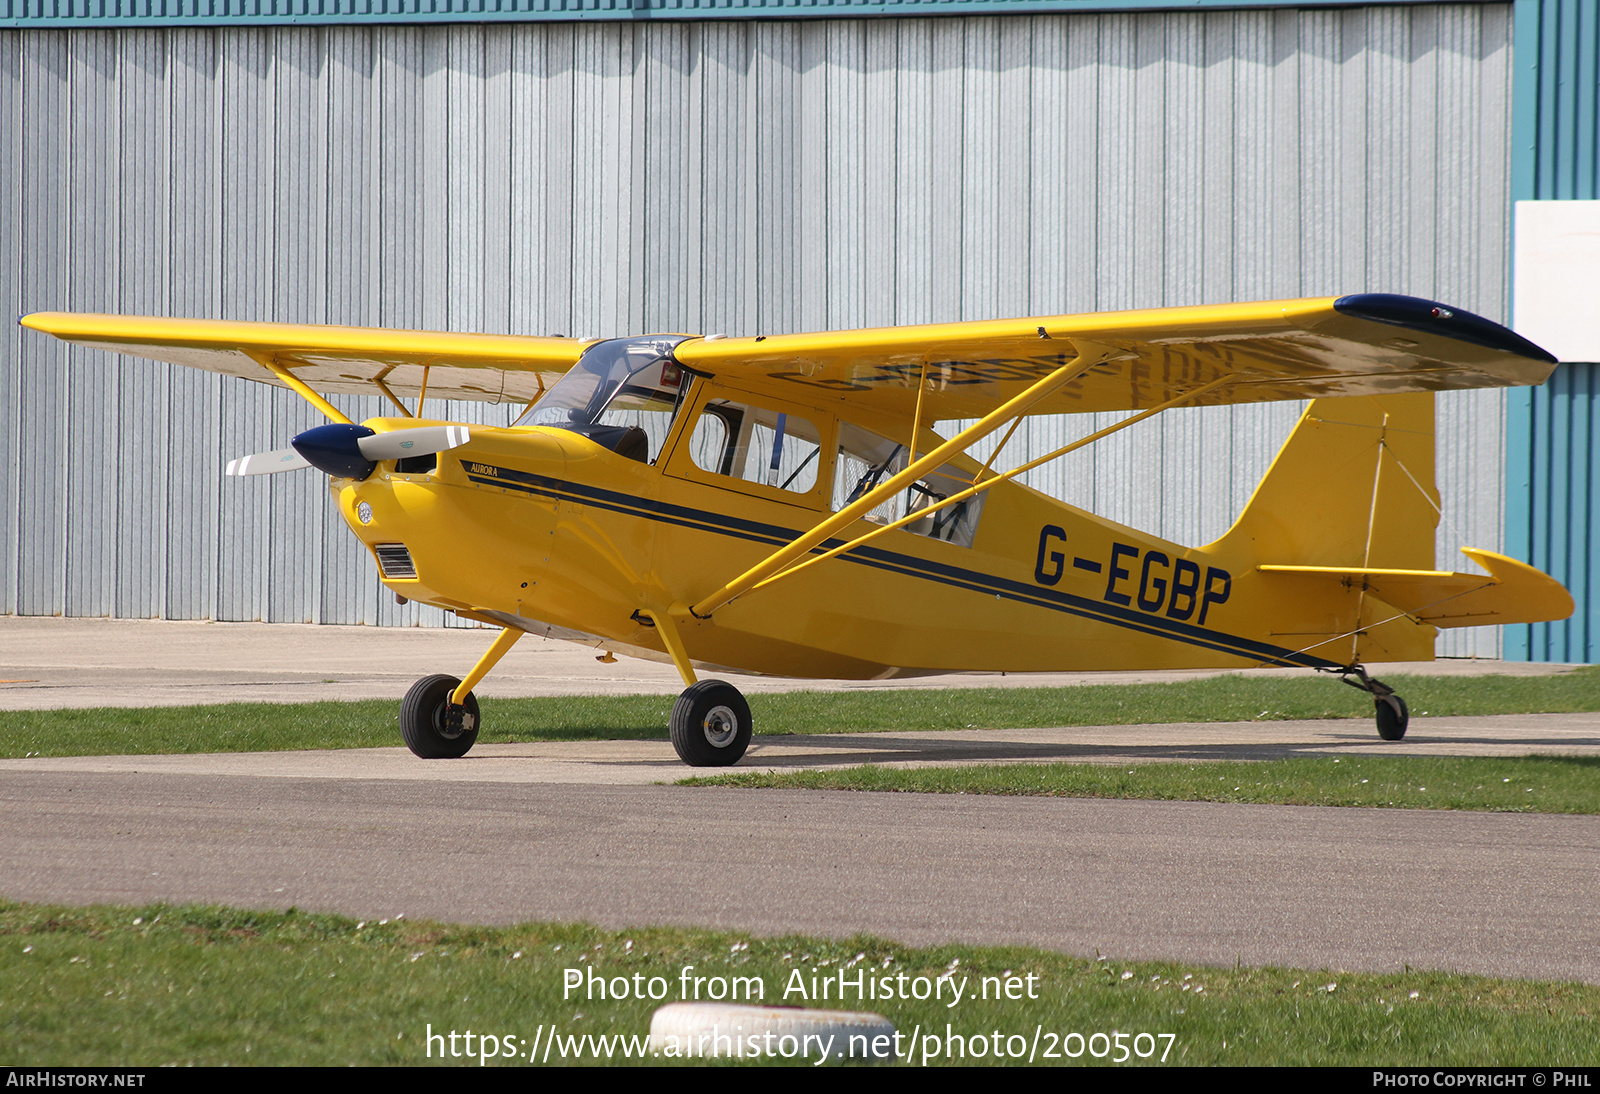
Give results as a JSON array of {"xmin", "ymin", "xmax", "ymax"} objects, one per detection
[{"xmin": 521, "ymin": 337, "xmax": 687, "ymax": 430}]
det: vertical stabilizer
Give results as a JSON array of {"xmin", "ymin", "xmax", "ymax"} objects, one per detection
[{"xmin": 1217, "ymin": 393, "xmax": 1438, "ymax": 571}]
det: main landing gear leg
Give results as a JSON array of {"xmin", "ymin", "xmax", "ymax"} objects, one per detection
[
  {"xmin": 639, "ymin": 607, "xmax": 753, "ymax": 768},
  {"xmin": 1338, "ymin": 664, "xmax": 1410, "ymax": 741},
  {"xmin": 400, "ymin": 625, "xmax": 523, "ymax": 759}
]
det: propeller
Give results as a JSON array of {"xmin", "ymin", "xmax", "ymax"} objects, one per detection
[
  {"xmin": 226, "ymin": 448, "xmax": 311, "ymax": 476},
  {"xmin": 225, "ymin": 424, "xmax": 472, "ymax": 479}
]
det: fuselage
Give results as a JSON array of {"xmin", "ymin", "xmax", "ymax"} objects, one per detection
[{"xmin": 332, "ymin": 372, "xmax": 1431, "ymax": 679}]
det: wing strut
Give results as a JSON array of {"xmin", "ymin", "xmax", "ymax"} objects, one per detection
[
  {"xmin": 688, "ymin": 340, "xmax": 1120, "ymax": 619},
  {"xmin": 371, "ymin": 377, "xmax": 415, "ymax": 418},
  {"xmin": 739, "ymin": 374, "xmax": 1238, "ymax": 600},
  {"xmin": 248, "ymin": 351, "xmax": 353, "ymax": 425}
]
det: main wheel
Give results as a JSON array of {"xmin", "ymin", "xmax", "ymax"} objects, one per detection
[
  {"xmin": 400, "ymin": 674, "xmax": 480, "ymax": 759},
  {"xmin": 1375, "ymin": 694, "xmax": 1409, "ymax": 741},
  {"xmin": 670, "ymin": 680, "xmax": 752, "ymax": 767}
]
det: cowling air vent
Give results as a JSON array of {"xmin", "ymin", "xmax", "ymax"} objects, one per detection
[{"xmin": 373, "ymin": 544, "xmax": 417, "ymax": 579}]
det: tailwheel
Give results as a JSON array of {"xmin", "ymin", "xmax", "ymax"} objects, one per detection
[
  {"xmin": 1335, "ymin": 664, "xmax": 1409, "ymax": 742},
  {"xmin": 400, "ymin": 674, "xmax": 480, "ymax": 759},
  {"xmin": 1375, "ymin": 694, "xmax": 1409, "ymax": 741},
  {"xmin": 670, "ymin": 679, "xmax": 752, "ymax": 767}
]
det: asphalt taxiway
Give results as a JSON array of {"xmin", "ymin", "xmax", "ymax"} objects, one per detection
[
  {"xmin": 4, "ymin": 771, "xmax": 1596, "ymax": 984},
  {"xmin": 2, "ymin": 617, "xmax": 1596, "ymax": 984},
  {"xmin": 0, "ymin": 615, "xmax": 1573, "ymax": 709}
]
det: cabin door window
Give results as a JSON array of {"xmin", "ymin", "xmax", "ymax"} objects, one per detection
[{"xmin": 686, "ymin": 399, "xmax": 825, "ymax": 496}]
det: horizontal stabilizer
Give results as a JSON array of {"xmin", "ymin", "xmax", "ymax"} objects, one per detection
[{"xmin": 1259, "ymin": 548, "xmax": 1573, "ymax": 628}]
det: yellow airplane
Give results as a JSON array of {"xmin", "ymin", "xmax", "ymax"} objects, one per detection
[{"xmin": 22, "ymin": 294, "xmax": 1573, "ymax": 766}]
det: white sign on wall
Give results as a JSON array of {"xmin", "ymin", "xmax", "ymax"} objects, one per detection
[{"xmin": 1515, "ymin": 200, "xmax": 1600, "ymax": 363}]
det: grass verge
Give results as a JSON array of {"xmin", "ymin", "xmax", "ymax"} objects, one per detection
[
  {"xmin": 2, "ymin": 900, "xmax": 1595, "ymax": 1066},
  {"xmin": 681, "ymin": 755, "xmax": 1600, "ymax": 814},
  {"xmin": 3, "ymin": 667, "xmax": 1599, "ymax": 758}
]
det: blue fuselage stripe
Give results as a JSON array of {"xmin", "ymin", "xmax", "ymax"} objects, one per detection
[{"xmin": 462, "ymin": 462, "xmax": 1338, "ymax": 670}]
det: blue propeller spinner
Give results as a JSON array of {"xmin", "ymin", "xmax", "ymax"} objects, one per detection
[{"xmin": 292, "ymin": 424, "xmax": 379, "ymax": 480}]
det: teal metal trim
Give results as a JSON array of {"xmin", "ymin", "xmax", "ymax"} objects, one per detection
[
  {"xmin": 1578, "ymin": 0, "xmax": 1597, "ymax": 198},
  {"xmin": 1573, "ymin": 365, "xmax": 1596, "ymax": 663},
  {"xmin": 1518, "ymin": 364, "xmax": 1599, "ymax": 663},
  {"xmin": 1506, "ymin": 0, "xmax": 1600, "ymax": 661},
  {"xmin": 1510, "ymin": 0, "xmax": 1541, "ymax": 205},
  {"xmin": 0, "ymin": 0, "xmax": 1477, "ymax": 29},
  {"xmin": 1587, "ymin": 369, "xmax": 1600, "ymax": 662},
  {"xmin": 1517, "ymin": 1, "xmax": 1600, "ymax": 207}
]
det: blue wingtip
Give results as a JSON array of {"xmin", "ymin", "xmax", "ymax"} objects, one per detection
[{"xmin": 1333, "ymin": 293, "xmax": 1558, "ymax": 364}]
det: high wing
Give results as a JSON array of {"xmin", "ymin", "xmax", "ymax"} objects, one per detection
[
  {"xmin": 23, "ymin": 293, "xmax": 1556, "ymax": 419},
  {"xmin": 674, "ymin": 294, "xmax": 1558, "ymax": 419},
  {"xmin": 19, "ymin": 313, "xmax": 591, "ymax": 406}
]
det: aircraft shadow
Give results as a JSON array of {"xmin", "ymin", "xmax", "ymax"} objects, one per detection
[{"xmin": 729, "ymin": 731, "xmax": 1600, "ymax": 769}]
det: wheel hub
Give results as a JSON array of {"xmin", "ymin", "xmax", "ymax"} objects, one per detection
[
  {"xmin": 436, "ymin": 703, "xmax": 476, "ymax": 740},
  {"xmin": 701, "ymin": 705, "xmax": 739, "ymax": 748}
]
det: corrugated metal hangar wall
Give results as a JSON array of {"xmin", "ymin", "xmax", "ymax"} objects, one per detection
[{"xmin": 0, "ymin": 2, "xmax": 1520, "ymax": 658}]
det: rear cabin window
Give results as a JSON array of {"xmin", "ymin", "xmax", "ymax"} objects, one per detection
[
  {"xmin": 833, "ymin": 422, "xmax": 985, "ymax": 548},
  {"xmin": 687, "ymin": 400, "xmax": 824, "ymax": 495}
]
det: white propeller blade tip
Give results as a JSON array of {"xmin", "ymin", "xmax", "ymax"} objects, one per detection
[{"xmin": 227, "ymin": 449, "xmax": 311, "ymax": 476}]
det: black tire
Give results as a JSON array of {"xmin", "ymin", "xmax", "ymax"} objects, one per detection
[
  {"xmin": 670, "ymin": 680, "xmax": 752, "ymax": 767},
  {"xmin": 1375, "ymin": 694, "xmax": 1409, "ymax": 741},
  {"xmin": 400, "ymin": 674, "xmax": 480, "ymax": 759}
]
